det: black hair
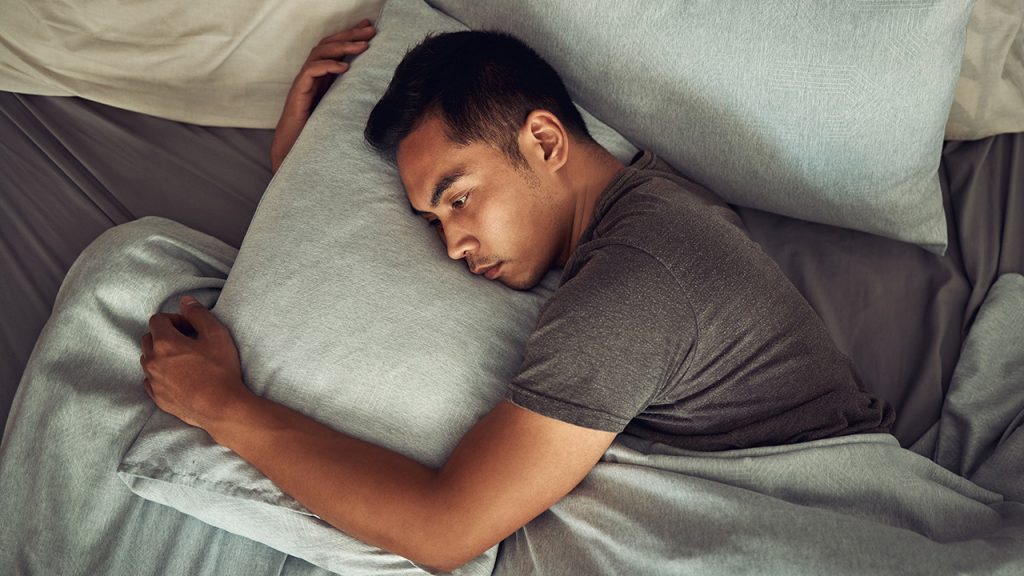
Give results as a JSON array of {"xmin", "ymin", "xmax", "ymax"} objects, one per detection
[{"xmin": 364, "ymin": 30, "xmax": 594, "ymax": 166}]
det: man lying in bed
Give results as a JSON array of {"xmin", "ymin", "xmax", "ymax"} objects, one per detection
[{"xmin": 140, "ymin": 20, "xmax": 894, "ymax": 573}]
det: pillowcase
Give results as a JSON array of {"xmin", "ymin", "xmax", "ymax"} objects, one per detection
[
  {"xmin": 116, "ymin": 0, "xmax": 636, "ymax": 574},
  {"xmin": 0, "ymin": 0, "xmax": 384, "ymax": 127},
  {"xmin": 428, "ymin": 0, "xmax": 976, "ymax": 253},
  {"xmin": 945, "ymin": 0, "xmax": 1024, "ymax": 140}
]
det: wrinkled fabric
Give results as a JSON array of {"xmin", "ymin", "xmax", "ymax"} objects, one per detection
[{"xmin": 0, "ymin": 217, "xmax": 333, "ymax": 576}]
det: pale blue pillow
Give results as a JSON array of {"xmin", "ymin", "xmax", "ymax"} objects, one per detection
[
  {"xmin": 116, "ymin": 0, "xmax": 634, "ymax": 573},
  {"xmin": 429, "ymin": 0, "xmax": 975, "ymax": 253}
]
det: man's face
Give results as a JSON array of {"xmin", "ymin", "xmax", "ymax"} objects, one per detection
[{"xmin": 396, "ymin": 114, "xmax": 570, "ymax": 290}]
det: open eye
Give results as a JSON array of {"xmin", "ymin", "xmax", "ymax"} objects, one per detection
[{"xmin": 451, "ymin": 192, "xmax": 469, "ymax": 210}]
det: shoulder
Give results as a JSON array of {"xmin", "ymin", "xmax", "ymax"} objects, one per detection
[
  {"xmin": 593, "ymin": 154, "xmax": 746, "ymax": 246},
  {"xmin": 570, "ymin": 169, "xmax": 751, "ymax": 283}
]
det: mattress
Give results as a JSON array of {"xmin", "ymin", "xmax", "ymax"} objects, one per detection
[{"xmin": 2, "ymin": 91, "xmax": 1021, "ymax": 444}]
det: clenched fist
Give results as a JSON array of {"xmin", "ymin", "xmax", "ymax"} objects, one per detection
[{"xmin": 140, "ymin": 295, "xmax": 252, "ymax": 432}]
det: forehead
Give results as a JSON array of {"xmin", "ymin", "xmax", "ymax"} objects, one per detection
[
  {"xmin": 396, "ymin": 115, "xmax": 505, "ymax": 210},
  {"xmin": 396, "ymin": 115, "xmax": 459, "ymax": 205}
]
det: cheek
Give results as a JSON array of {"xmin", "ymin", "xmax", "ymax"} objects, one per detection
[{"xmin": 491, "ymin": 200, "xmax": 543, "ymax": 249}]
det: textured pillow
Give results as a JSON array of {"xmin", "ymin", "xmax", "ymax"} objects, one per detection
[
  {"xmin": 116, "ymin": 0, "xmax": 636, "ymax": 573},
  {"xmin": 0, "ymin": 0, "xmax": 384, "ymax": 127},
  {"xmin": 428, "ymin": 0, "xmax": 976, "ymax": 253}
]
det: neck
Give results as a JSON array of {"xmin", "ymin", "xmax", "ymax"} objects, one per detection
[{"xmin": 556, "ymin": 143, "xmax": 626, "ymax": 266}]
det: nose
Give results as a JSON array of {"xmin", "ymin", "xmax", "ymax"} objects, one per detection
[{"xmin": 443, "ymin": 222, "xmax": 479, "ymax": 261}]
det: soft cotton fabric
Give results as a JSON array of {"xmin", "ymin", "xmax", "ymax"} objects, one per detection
[
  {"xmin": 508, "ymin": 150, "xmax": 894, "ymax": 451},
  {"xmin": 0, "ymin": 217, "xmax": 337, "ymax": 576},
  {"xmin": 945, "ymin": 0, "xmax": 1024, "ymax": 140},
  {"xmin": 0, "ymin": 0, "xmax": 385, "ymax": 127}
]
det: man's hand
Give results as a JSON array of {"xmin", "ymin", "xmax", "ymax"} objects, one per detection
[
  {"xmin": 270, "ymin": 19, "xmax": 377, "ymax": 173},
  {"xmin": 140, "ymin": 296, "xmax": 252, "ymax": 429}
]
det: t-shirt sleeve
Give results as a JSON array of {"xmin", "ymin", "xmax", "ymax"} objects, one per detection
[{"xmin": 506, "ymin": 244, "xmax": 696, "ymax": 432}]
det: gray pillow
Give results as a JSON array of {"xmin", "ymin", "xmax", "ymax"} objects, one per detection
[
  {"xmin": 429, "ymin": 0, "xmax": 975, "ymax": 253},
  {"xmin": 116, "ymin": 0, "xmax": 635, "ymax": 574}
]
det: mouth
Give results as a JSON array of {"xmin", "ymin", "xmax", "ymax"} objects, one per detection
[
  {"xmin": 484, "ymin": 263, "xmax": 502, "ymax": 280},
  {"xmin": 471, "ymin": 262, "xmax": 502, "ymax": 280}
]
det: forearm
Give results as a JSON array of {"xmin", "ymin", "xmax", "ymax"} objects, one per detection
[
  {"xmin": 198, "ymin": 388, "xmax": 606, "ymax": 573},
  {"xmin": 207, "ymin": 391, "xmax": 443, "ymax": 565},
  {"xmin": 270, "ymin": 116, "xmax": 304, "ymax": 174}
]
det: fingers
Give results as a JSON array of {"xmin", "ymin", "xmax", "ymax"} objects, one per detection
[
  {"xmin": 141, "ymin": 332, "xmax": 153, "ymax": 357},
  {"xmin": 179, "ymin": 297, "xmax": 225, "ymax": 340},
  {"xmin": 307, "ymin": 39, "xmax": 370, "ymax": 64},
  {"xmin": 148, "ymin": 313, "xmax": 186, "ymax": 343},
  {"xmin": 163, "ymin": 313, "xmax": 199, "ymax": 338},
  {"xmin": 318, "ymin": 20, "xmax": 376, "ymax": 45},
  {"xmin": 304, "ymin": 59, "xmax": 350, "ymax": 80}
]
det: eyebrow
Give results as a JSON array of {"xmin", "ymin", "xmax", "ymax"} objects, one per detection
[{"xmin": 411, "ymin": 168, "xmax": 466, "ymax": 216}]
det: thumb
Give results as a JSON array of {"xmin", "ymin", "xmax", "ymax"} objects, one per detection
[{"xmin": 179, "ymin": 296, "xmax": 221, "ymax": 338}]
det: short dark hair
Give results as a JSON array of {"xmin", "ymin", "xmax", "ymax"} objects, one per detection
[{"xmin": 364, "ymin": 30, "xmax": 594, "ymax": 166}]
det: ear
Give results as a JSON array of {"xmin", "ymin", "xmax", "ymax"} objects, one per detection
[{"xmin": 519, "ymin": 110, "xmax": 568, "ymax": 173}]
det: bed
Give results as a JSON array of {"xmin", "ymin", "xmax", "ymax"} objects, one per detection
[{"xmin": 2, "ymin": 0, "xmax": 1023, "ymax": 574}]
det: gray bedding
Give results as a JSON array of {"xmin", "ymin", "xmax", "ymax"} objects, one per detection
[
  {"xmin": 2, "ymin": 216, "xmax": 1021, "ymax": 575},
  {"xmin": 0, "ymin": 218, "xmax": 335, "ymax": 576},
  {"xmin": 3, "ymin": 92, "xmax": 1022, "ymax": 445},
  {"xmin": 1, "ymin": 91, "xmax": 1023, "ymax": 575}
]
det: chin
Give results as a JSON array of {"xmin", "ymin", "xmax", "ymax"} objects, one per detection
[
  {"xmin": 500, "ymin": 264, "xmax": 547, "ymax": 291},
  {"xmin": 501, "ymin": 278, "xmax": 535, "ymax": 291}
]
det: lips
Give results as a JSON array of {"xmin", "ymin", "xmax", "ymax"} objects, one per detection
[{"xmin": 472, "ymin": 262, "xmax": 501, "ymax": 279}]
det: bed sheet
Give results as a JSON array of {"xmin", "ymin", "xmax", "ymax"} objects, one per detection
[
  {"xmin": 737, "ymin": 129, "xmax": 1024, "ymax": 443},
  {"xmin": 3, "ymin": 92, "xmax": 1022, "ymax": 446},
  {"xmin": 0, "ymin": 91, "xmax": 274, "ymax": 434}
]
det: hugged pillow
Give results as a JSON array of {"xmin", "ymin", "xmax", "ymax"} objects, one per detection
[
  {"xmin": 428, "ymin": 0, "xmax": 976, "ymax": 253},
  {"xmin": 116, "ymin": 0, "xmax": 635, "ymax": 574},
  {"xmin": 0, "ymin": 0, "xmax": 384, "ymax": 127}
]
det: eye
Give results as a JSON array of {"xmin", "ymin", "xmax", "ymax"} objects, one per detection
[{"xmin": 451, "ymin": 192, "xmax": 469, "ymax": 210}]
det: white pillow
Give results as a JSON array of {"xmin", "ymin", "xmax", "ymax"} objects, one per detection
[
  {"xmin": 0, "ymin": 0, "xmax": 384, "ymax": 127},
  {"xmin": 945, "ymin": 0, "xmax": 1024, "ymax": 140}
]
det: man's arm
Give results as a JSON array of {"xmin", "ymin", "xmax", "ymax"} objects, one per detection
[
  {"xmin": 211, "ymin": 395, "xmax": 614, "ymax": 572},
  {"xmin": 270, "ymin": 20, "xmax": 376, "ymax": 174},
  {"xmin": 141, "ymin": 297, "xmax": 615, "ymax": 573}
]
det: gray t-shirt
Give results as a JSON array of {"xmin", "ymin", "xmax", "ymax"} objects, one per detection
[{"xmin": 505, "ymin": 150, "xmax": 894, "ymax": 451}]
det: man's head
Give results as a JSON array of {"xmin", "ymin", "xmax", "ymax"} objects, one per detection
[{"xmin": 365, "ymin": 31, "xmax": 599, "ymax": 290}]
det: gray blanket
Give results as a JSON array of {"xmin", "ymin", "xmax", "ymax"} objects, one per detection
[
  {"xmin": 1, "ymin": 217, "xmax": 1023, "ymax": 575},
  {"xmin": 0, "ymin": 218, "xmax": 332, "ymax": 576}
]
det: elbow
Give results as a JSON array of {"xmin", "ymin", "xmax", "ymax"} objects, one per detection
[
  {"xmin": 395, "ymin": 481, "xmax": 501, "ymax": 573},
  {"xmin": 407, "ymin": 532, "xmax": 488, "ymax": 574},
  {"xmin": 415, "ymin": 549, "xmax": 478, "ymax": 575},
  {"xmin": 402, "ymin": 515, "xmax": 494, "ymax": 574}
]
